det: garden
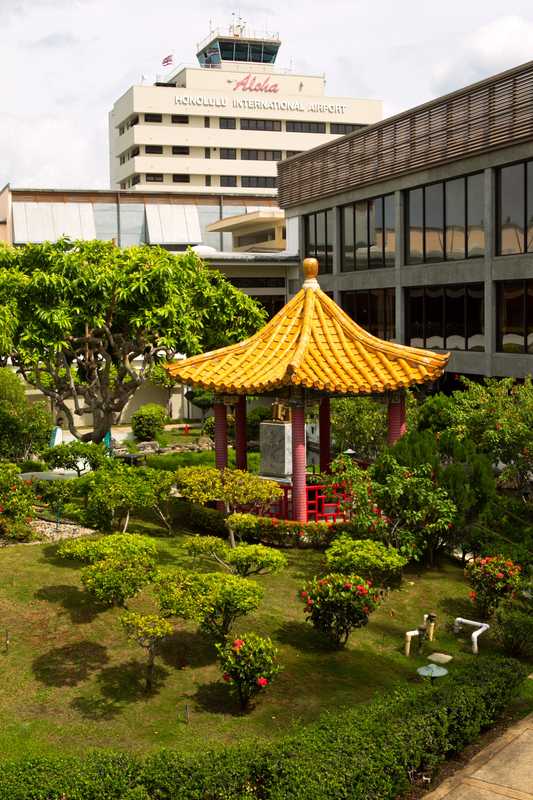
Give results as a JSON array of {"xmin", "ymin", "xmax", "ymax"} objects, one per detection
[{"xmin": 0, "ymin": 240, "xmax": 532, "ymax": 799}]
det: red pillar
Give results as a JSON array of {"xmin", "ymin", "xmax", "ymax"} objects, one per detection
[
  {"xmin": 319, "ymin": 396, "xmax": 331, "ymax": 474},
  {"xmin": 214, "ymin": 401, "xmax": 228, "ymax": 470},
  {"xmin": 292, "ymin": 405, "xmax": 307, "ymax": 522},
  {"xmin": 387, "ymin": 393, "xmax": 407, "ymax": 445},
  {"xmin": 234, "ymin": 396, "xmax": 247, "ymax": 471}
]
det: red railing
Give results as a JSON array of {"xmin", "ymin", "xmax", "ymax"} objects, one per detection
[{"xmin": 262, "ymin": 482, "xmax": 349, "ymax": 523}]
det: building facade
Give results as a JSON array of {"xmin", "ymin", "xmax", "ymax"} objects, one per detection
[
  {"xmin": 108, "ymin": 25, "xmax": 381, "ymax": 195},
  {"xmin": 277, "ymin": 59, "xmax": 533, "ymax": 379}
]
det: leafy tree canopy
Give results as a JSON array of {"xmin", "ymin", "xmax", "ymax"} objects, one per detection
[{"xmin": 0, "ymin": 240, "xmax": 266, "ymax": 441}]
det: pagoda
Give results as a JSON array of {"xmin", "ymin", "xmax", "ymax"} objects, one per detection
[{"xmin": 166, "ymin": 258, "xmax": 449, "ymax": 522}]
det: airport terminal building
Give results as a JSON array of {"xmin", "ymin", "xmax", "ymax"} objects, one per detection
[
  {"xmin": 109, "ymin": 24, "xmax": 381, "ymax": 195},
  {"xmin": 277, "ymin": 59, "xmax": 533, "ymax": 379}
]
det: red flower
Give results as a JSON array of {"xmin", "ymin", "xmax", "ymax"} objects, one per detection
[
  {"xmin": 469, "ymin": 590, "xmax": 477, "ymax": 601},
  {"xmin": 232, "ymin": 639, "xmax": 245, "ymax": 651},
  {"xmin": 496, "ymin": 572, "xmax": 504, "ymax": 579},
  {"xmin": 356, "ymin": 585, "xmax": 368, "ymax": 596},
  {"xmin": 300, "ymin": 590, "xmax": 308, "ymax": 598},
  {"xmin": 306, "ymin": 598, "xmax": 314, "ymax": 606},
  {"xmin": 223, "ymin": 673, "xmax": 231, "ymax": 682},
  {"xmin": 362, "ymin": 605, "xmax": 369, "ymax": 614},
  {"xmin": 343, "ymin": 582, "xmax": 352, "ymax": 590},
  {"xmin": 367, "ymin": 579, "xmax": 373, "ymax": 587},
  {"xmin": 256, "ymin": 677, "xmax": 269, "ymax": 687}
]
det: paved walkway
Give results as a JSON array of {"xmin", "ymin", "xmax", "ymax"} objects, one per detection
[{"xmin": 426, "ymin": 712, "xmax": 533, "ymax": 800}]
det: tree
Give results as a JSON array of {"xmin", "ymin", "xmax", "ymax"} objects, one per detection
[
  {"xmin": 120, "ymin": 612, "xmax": 173, "ymax": 692},
  {"xmin": 216, "ymin": 632, "xmax": 281, "ymax": 710},
  {"xmin": 330, "ymin": 397, "xmax": 387, "ymax": 461},
  {"xmin": 175, "ymin": 467, "xmax": 282, "ymax": 547},
  {"xmin": 0, "ymin": 240, "xmax": 266, "ymax": 443},
  {"xmin": 81, "ymin": 555, "xmax": 157, "ymax": 607},
  {"xmin": 43, "ymin": 441, "xmax": 107, "ymax": 477}
]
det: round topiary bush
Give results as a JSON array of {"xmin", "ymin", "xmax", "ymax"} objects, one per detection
[
  {"xmin": 466, "ymin": 555, "xmax": 522, "ymax": 617},
  {"xmin": 216, "ymin": 631, "xmax": 280, "ymax": 709},
  {"xmin": 131, "ymin": 404, "xmax": 169, "ymax": 441},
  {"xmin": 325, "ymin": 537, "xmax": 407, "ymax": 586}
]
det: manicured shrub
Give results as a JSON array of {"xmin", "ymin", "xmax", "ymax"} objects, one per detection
[
  {"xmin": 201, "ymin": 415, "xmax": 215, "ymax": 438},
  {"xmin": 0, "ymin": 658, "xmax": 525, "ymax": 799},
  {"xmin": 228, "ymin": 511, "xmax": 337, "ymax": 548},
  {"xmin": 326, "ymin": 537, "xmax": 407, "ymax": 586},
  {"xmin": 156, "ymin": 570, "xmax": 263, "ymax": 640},
  {"xmin": 466, "ymin": 555, "xmax": 522, "ymax": 617},
  {"xmin": 300, "ymin": 573, "xmax": 379, "ymax": 648},
  {"xmin": 131, "ymin": 403, "xmax": 169, "ymax": 441},
  {"xmin": 0, "ymin": 462, "xmax": 34, "ymax": 540},
  {"xmin": 81, "ymin": 555, "xmax": 157, "ymax": 607},
  {"xmin": 186, "ymin": 535, "xmax": 288, "ymax": 576},
  {"xmin": 44, "ymin": 441, "xmax": 107, "ymax": 477},
  {"xmin": 58, "ymin": 533, "xmax": 157, "ymax": 564},
  {"xmin": 493, "ymin": 597, "xmax": 533, "ymax": 658},
  {"xmin": 120, "ymin": 612, "xmax": 173, "ymax": 692},
  {"xmin": 19, "ymin": 459, "xmax": 46, "ymax": 473},
  {"xmin": 216, "ymin": 632, "xmax": 281, "ymax": 709},
  {"xmin": 0, "ymin": 368, "xmax": 53, "ymax": 462}
]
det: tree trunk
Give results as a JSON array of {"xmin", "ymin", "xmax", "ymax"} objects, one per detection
[{"xmin": 146, "ymin": 648, "xmax": 155, "ymax": 693}]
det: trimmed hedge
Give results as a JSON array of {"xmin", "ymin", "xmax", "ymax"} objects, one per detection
[{"xmin": 0, "ymin": 657, "xmax": 525, "ymax": 799}]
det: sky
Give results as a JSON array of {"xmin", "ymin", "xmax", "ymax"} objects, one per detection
[{"xmin": 2, "ymin": 0, "xmax": 533, "ymax": 189}]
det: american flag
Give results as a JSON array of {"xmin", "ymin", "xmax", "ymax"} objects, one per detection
[{"xmin": 162, "ymin": 54, "xmax": 173, "ymax": 67}]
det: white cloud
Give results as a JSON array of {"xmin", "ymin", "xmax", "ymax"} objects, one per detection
[{"xmin": 432, "ymin": 15, "xmax": 533, "ymax": 95}]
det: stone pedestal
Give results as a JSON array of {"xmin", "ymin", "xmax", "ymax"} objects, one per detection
[{"xmin": 260, "ymin": 421, "xmax": 293, "ymax": 478}]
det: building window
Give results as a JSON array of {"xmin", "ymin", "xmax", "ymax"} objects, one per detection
[
  {"xmin": 172, "ymin": 174, "xmax": 190, "ymax": 183},
  {"xmin": 220, "ymin": 117, "xmax": 237, "ymax": 129},
  {"xmin": 204, "ymin": 116, "xmax": 210, "ymax": 128},
  {"xmin": 304, "ymin": 210, "xmax": 334, "ymax": 274},
  {"xmin": 241, "ymin": 149, "xmax": 282, "ymax": 161},
  {"xmin": 405, "ymin": 283, "xmax": 484, "ymax": 351},
  {"xmin": 220, "ymin": 148, "xmax": 237, "ymax": 159},
  {"xmin": 205, "ymin": 147, "xmax": 210, "ymax": 158},
  {"xmin": 286, "ymin": 120, "xmax": 326, "ymax": 133},
  {"xmin": 220, "ymin": 176, "xmax": 237, "ymax": 187},
  {"xmin": 241, "ymin": 176, "xmax": 276, "ymax": 188},
  {"xmin": 132, "ymin": 174, "xmax": 141, "ymax": 185},
  {"xmin": 172, "ymin": 145, "xmax": 189, "ymax": 155},
  {"xmin": 171, "ymin": 114, "xmax": 189, "ymax": 124},
  {"xmin": 205, "ymin": 175, "xmax": 211, "ymax": 186},
  {"xmin": 330, "ymin": 123, "xmax": 364, "ymax": 135},
  {"xmin": 251, "ymin": 295, "xmax": 285, "ymax": 319},
  {"xmin": 496, "ymin": 279, "xmax": 533, "ymax": 353},
  {"xmin": 497, "ymin": 160, "xmax": 533, "ymax": 255},
  {"xmin": 236, "ymin": 229, "xmax": 277, "ymax": 248},
  {"xmin": 341, "ymin": 194, "xmax": 395, "ymax": 271},
  {"xmin": 230, "ymin": 277, "xmax": 285, "ymax": 288},
  {"xmin": 340, "ymin": 289, "xmax": 395, "ymax": 340},
  {"xmin": 146, "ymin": 173, "xmax": 164, "ymax": 182},
  {"xmin": 406, "ymin": 173, "xmax": 485, "ymax": 264},
  {"xmin": 285, "ymin": 150, "xmax": 302, "ymax": 158},
  {"xmin": 144, "ymin": 113, "xmax": 162, "ymax": 123},
  {"xmin": 240, "ymin": 118, "xmax": 282, "ymax": 131},
  {"xmin": 145, "ymin": 145, "xmax": 163, "ymax": 154},
  {"xmin": 131, "ymin": 147, "xmax": 139, "ymax": 158}
]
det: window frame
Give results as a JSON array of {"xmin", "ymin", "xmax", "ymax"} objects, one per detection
[
  {"xmin": 405, "ymin": 283, "xmax": 485, "ymax": 352},
  {"xmin": 340, "ymin": 193, "xmax": 396, "ymax": 271}
]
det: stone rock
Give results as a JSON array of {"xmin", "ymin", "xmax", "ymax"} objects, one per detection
[
  {"xmin": 428, "ymin": 652, "xmax": 453, "ymax": 664},
  {"xmin": 197, "ymin": 436, "xmax": 214, "ymax": 449},
  {"xmin": 137, "ymin": 440, "xmax": 159, "ymax": 452}
]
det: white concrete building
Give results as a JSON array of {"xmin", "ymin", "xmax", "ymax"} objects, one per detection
[{"xmin": 109, "ymin": 23, "xmax": 382, "ymax": 196}]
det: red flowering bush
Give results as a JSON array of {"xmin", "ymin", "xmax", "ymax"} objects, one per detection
[
  {"xmin": 299, "ymin": 573, "xmax": 379, "ymax": 648},
  {"xmin": 0, "ymin": 462, "xmax": 34, "ymax": 541},
  {"xmin": 215, "ymin": 631, "xmax": 281, "ymax": 709},
  {"xmin": 466, "ymin": 555, "xmax": 522, "ymax": 617}
]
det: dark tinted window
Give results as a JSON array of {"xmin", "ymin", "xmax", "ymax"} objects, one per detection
[
  {"xmin": 145, "ymin": 145, "xmax": 163, "ymax": 154},
  {"xmin": 220, "ymin": 148, "xmax": 237, "ymax": 159},
  {"xmin": 241, "ymin": 176, "xmax": 276, "ymax": 188},
  {"xmin": 146, "ymin": 173, "xmax": 163, "ymax": 182},
  {"xmin": 172, "ymin": 174, "xmax": 190, "ymax": 183},
  {"xmin": 341, "ymin": 205, "xmax": 355, "ymax": 272},
  {"xmin": 286, "ymin": 121, "xmax": 326, "ymax": 133},
  {"xmin": 144, "ymin": 113, "xmax": 162, "ymax": 123},
  {"xmin": 220, "ymin": 175, "xmax": 237, "ymax": 187},
  {"xmin": 172, "ymin": 145, "xmax": 189, "ymax": 155},
  {"xmin": 241, "ymin": 118, "xmax": 281, "ymax": 131},
  {"xmin": 406, "ymin": 284, "xmax": 484, "ymax": 351},
  {"xmin": 331, "ymin": 123, "xmax": 364, "ymax": 135},
  {"xmin": 340, "ymin": 288, "xmax": 396, "ymax": 340},
  {"xmin": 445, "ymin": 178, "xmax": 466, "ymax": 260},
  {"xmin": 304, "ymin": 210, "xmax": 333, "ymax": 274},
  {"xmin": 171, "ymin": 114, "xmax": 188, "ymax": 123},
  {"xmin": 467, "ymin": 172, "xmax": 485, "ymax": 257},
  {"xmin": 407, "ymin": 188, "xmax": 424, "ymax": 264},
  {"xmin": 219, "ymin": 117, "xmax": 236, "ymax": 129},
  {"xmin": 424, "ymin": 183, "xmax": 444, "ymax": 263}
]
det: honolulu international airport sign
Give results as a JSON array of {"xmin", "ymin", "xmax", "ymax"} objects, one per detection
[{"xmin": 174, "ymin": 93, "xmax": 349, "ymax": 115}]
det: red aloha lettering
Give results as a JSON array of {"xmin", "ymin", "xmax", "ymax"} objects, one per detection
[{"xmin": 233, "ymin": 73, "xmax": 279, "ymax": 93}]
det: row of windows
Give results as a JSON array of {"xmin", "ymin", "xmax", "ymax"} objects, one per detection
[
  {"xmin": 498, "ymin": 160, "xmax": 533, "ymax": 256},
  {"xmin": 340, "ymin": 288, "xmax": 395, "ymax": 341},
  {"xmin": 497, "ymin": 280, "xmax": 533, "ymax": 353},
  {"xmin": 406, "ymin": 174, "xmax": 485, "ymax": 264},
  {"xmin": 119, "ymin": 113, "xmax": 359, "ymax": 134},
  {"xmin": 341, "ymin": 194, "xmax": 396, "ymax": 271},
  {"xmin": 120, "ymin": 146, "xmax": 301, "ymax": 162},
  {"xmin": 121, "ymin": 174, "xmax": 277, "ymax": 188}
]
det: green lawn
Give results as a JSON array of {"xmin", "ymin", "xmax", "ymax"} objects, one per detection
[
  {"xmin": 146, "ymin": 448, "xmax": 260, "ymax": 471},
  {"xmin": 0, "ymin": 526, "xmax": 530, "ymax": 761}
]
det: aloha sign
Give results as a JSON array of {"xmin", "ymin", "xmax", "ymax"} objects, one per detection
[{"xmin": 233, "ymin": 73, "xmax": 279, "ymax": 94}]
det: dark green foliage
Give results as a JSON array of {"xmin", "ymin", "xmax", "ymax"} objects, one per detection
[
  {"xmin": 131, "ymin": 404, "xmax": 169, "ymax": 441},
  {"xmin": 43, "ymin": 441, "xmax": 107, "ymax": 477},
  {"xmin": 18, "ymin": 460, "xmax": 46, "ymax": 473},
  {"xmin": 185, "ymin": 388, "xmax": 214, "ymax": 413},
  {"xmin": 0, "ymin": 368, "xmax": 52, "ymax": 461},
  {"xmin": 0, "ymin": 658, "xmax": 525, "ymax": 799},
  {"xmin": 493, "ymin": 594, "xmax": 533, "ymax": 658},
  {"xmin": 246, "ymin": 406, "xmax": 272, "ymax": 440}
]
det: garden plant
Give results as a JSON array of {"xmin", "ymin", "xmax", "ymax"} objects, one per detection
[{"xmin": 216, "ymin": 632, "xmax": 280, "ymax": 709}]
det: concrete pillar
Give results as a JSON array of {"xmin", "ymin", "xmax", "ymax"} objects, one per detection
[
  {"xmin": 319, "ymin": 396, "xmax": 331, "ymax": 474},
  {"xmin": 213, "ymin": 402, "xmax": 228, "ymax": 470},
  {"xmin": 234, "ymin": 396, "xmax": 247, "ymax": 471},
  {"xmin": 291, "ymin": 405, "xmax": 307, "ymax": 522},
  {"xmin": 387, "ymin": 393, "xmax": 407, "ymax": 445}
]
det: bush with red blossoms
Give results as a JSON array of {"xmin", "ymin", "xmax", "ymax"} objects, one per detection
[
  {"xmin": 466, "ymin": 555, "xmax": 522, "ymax": 618},
  {"xmin": 299, "ymin": 573, "xmax": 379, "ymax": 648},
  {"xmin": 215, "ymin": 631, "xmax": 280, "ymax": 709}
]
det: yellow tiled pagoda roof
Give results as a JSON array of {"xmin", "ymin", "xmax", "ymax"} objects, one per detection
[{"xmin": 166, "ymin": 259, "xmax": 449, "ymax": 395}]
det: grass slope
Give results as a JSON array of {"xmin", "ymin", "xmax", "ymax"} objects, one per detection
[{"xmin": 0, "ymin": 527, "xmax": 527, "ymax": 761}]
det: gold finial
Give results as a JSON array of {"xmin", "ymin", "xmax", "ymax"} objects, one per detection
[{"xmin": 303, "ymin": 257, "xmax": 319, "ymax": 280}]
